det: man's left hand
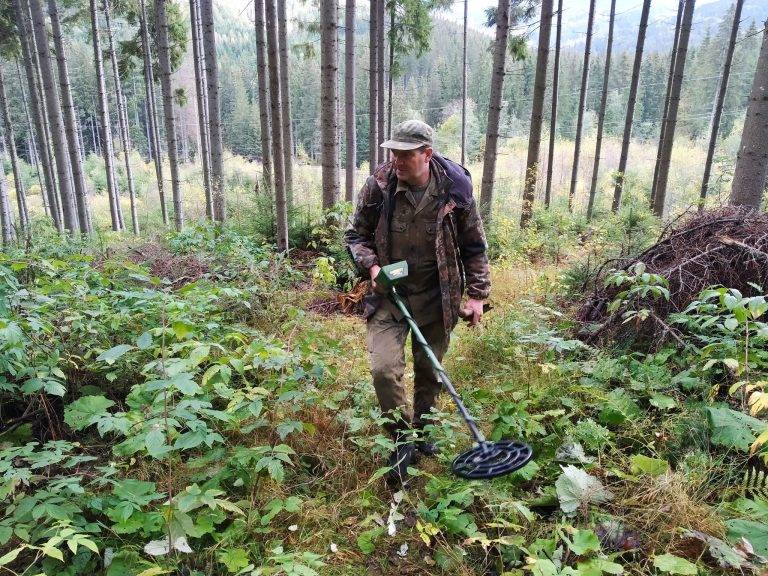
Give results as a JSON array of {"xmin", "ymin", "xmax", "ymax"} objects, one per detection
[{"xmin": 459, "ymin": 299, "xmax": 485, "ymax": 327}]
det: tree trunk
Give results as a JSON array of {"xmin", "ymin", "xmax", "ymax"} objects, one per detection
[
  {"xmin": 34, "ymin": 41, "xmax": 63, "ymax": 225},
  {"xmin": 460, "ymin": 0, "xmax": 468, "ymax": 165},
  {"xmin": 386, "ymin": 3, "xmax": 394, "ymax": 139},
  {"xmin": 200, "ymin": 0, "xmax": 225, "ymax": 221},
  {"xmin": 344, "ymin": 0, "xmax": 357, "ymax": 202},
  {"xmin": 90, "ymin": 0, "xmax": 123, "ymax": 231},
  {"xmin": 265, "ymin": 0, "xmax": 288, "ymax": 251},
  {"xmin": 700, "ymin": 0, "xmax": 744, "ymax": 207},
  {"xmin": 0, "ymin": 151, "xmax": 15, "ymax": 245},
  {"xmin": 520, "ymin": 0, "xmax": 554, "ymax": 228},
  {"xmin": 277, "ymin": 0, "xmax": 294, "ymax": 208},
  {"xmin": 190, "ymin": 0, "xmax": 212, "ymax": 217},
  {"xmin": 321, "ymin": 0, "xmax": 340, "ymax": 211},
  {"xmin": 178, "ymin": 109, "xmax": 189, "ymax": 163},
  {"xmin": 368, "ymin": 0, "xmax": 378, "ymax": 169},
  {"xmin": 140, "ymin": 0, "xmax": 168, "ymax": 225},
  {"xmin": 479, "ymin": 0, "xmax": 511, "ymax": 221},
  {"xmin": 155, "ymin": 0, "xmax": 184, "ymax": 230},
  {"xmin": 48, "ymin": 0, "xmax": 91, "ymax": 233},
  {"xmin": 16, "ymin": 59, "xmax": 45, "ymax": 211},
  {"xmin": 376, "ymin": 0, "xmax": 385, "ymax": 165},
  {"xmin": 254, "ymin": 0, "xmax": 273, "ymax": 194},
  {"xmin": 729, "ymin": 23, "xmax": 768, "ymax": 208},
  {"xmin": 78, "ymin": 109, "xmax": 86, "ymax": 162},
  {"xmin": 653, "ymin": 0, "xmax": 695, "ymax": 217},
  {"xmin": 611, "ymin": 0, "xmax": 651, "ymax": 212},
  {"xmin": 13, "ymin": 0, "xmax": 58, "ymax": 228},
  {"xmin": 90, "ymin": 112, "xmax": 99, "ymax": 155},
  {"xmin": 567, "ymin": 0, "xmax": 596, "ymax": 212},
  {"xmin": 650, "ymin": 0, "xmax": 684, "ymax": 209},
  {"xmin": 586, "ymin": 0, "xmax": 615, "ymax": 221},
  {"xmin": 104, "ymin": 0, "xmax": 139, "ymax": 234},
  {"xmin": 28, "ymin": 0, "xmax": 79, "ymax": 232},
  {"xmin": 544, "ymin": 0, "xmax": 562, "ymax": 208},
  {"xmin": 144, "ymin": 98, "xmax": 152, "ymax": 160},
  {"xmin": 0, "ymin": 67, "xmax": 30, "ymax": 233}
]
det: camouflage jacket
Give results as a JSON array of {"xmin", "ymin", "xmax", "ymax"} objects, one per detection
[{"xmin": 344, "ymin": 153, "xmax": 491, "ymax": 333}]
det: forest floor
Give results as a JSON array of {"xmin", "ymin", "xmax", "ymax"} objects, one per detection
[{"xmin": 2, "ymin": 198, "xmax": 768, "ymax": 575}]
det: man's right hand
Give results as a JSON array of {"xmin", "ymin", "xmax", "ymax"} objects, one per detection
[{"xmin": 369, "ymin": 264, "xmax": 386, "ymax": 293}]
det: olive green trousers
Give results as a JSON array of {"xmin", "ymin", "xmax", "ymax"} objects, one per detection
[{"xmin": 366, "ymin": 305, "xmax": 450, "ymax": 436}]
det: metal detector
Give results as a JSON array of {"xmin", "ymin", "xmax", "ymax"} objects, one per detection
[{"xmin": 375, "ymin": 261, "xmax": 533, "ymax": 480}]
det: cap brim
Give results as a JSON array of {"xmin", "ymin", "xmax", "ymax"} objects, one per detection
[{"xmin": 380, "ymin": 140, "xmax": 426, "ymax": 150}]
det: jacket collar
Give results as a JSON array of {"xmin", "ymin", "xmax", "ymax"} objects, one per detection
[{"xmin": 373, "ymin": 157, "xmax": 449, "ymax": 197}]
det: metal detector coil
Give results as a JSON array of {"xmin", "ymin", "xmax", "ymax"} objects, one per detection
[
  {"xmin": 452, "ymin": 441, "xmax": 533, "ymax": 479},
  {"xmin": 376, "ymin": 262, "xmax": 533, "ymax": 481}
]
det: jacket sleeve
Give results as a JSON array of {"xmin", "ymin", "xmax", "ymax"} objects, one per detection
[
  {"xmin": 456, "ymin": 198, "xmax": 491, "ymax": 300},
  {"xmin": 343, "ymin": 177, "xmax": 381, "ymax": 273}
]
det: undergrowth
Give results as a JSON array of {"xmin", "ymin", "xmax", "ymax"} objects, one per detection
[{"xmin": 1, "ymin": 207, "xmax": 767, "ymax": 575}]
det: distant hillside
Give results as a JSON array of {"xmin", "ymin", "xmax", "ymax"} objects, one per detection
[{"xmin": 559, "ymin": 0, "xmax": 766, "ymax": 53}]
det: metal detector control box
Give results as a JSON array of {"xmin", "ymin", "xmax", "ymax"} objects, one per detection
[{"xmin": 375, "ymin": 261, "xmax": 408, "ymax": 289}]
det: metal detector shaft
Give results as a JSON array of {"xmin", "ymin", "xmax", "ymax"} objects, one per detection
[{"xmin": 389, "ymin": 287, "xmax": 488, "ymax": 448}]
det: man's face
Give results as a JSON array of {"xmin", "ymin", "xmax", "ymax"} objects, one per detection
[{"xmin": 390, "ymin": 146, "xmax": 432, "ymax": 185}]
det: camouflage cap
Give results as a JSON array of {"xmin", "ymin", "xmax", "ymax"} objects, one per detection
[{"xmin": 380, "ymin": 119, "xmax": 434, "ymax": 150}]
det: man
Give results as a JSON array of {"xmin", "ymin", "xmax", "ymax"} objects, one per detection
[{"xmin": 344, "ymin": 119, "xmax": 491, "ymax": 485}]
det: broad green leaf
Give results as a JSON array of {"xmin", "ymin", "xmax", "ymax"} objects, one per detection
[
  {"xmin": 41, "ymin": 544, "xmax": 64, "ymax": 561},
  {"xmin": 44, "ymin": 380, "xmax": 66, "ymax": 396},
  {"xmin": 172, "ymin": 321, "xmax": 194, "ymax": 340},
  {"xmin": 567, "ymin": 528, "xmax": 600, "ymax": 555},
  {"xmin": 136, "ymin": 332, "xmax": 153, "ymax": 350},
  {"xmin": 202, "ymin": 365, "xmax": 221, "ymax": 386},
  {"xmin": 555, "ymin": 465, "xmax": 613, "ymax": 514},
  {"xmin": 653, "ymin": 553, "xmax": 697, "ymax": 574},
  {"xmin": 724, "ymin": 318, "xmax": 739, "ymax": 331},
  {"xmin": 357, "ymin": 527, "xmax": 384, "ymax": 554},
  {"xmin": 135, "ymin": 568, "xmax": 171, "ymax": 576},
  {"xmin": 213, "ymin": 499, "xmax": 245, "ymax": 515},
  {"xmin": 145, "ymin": 428, "xmax": 170, "ymax": 458},
  {"xmin": 707, "ymin": 407, "xmax": 764, "ymax": 451},
  {"xmin": 97, "ymin": 345, "xmax": 134, "ymax": 365},
  {"xmin": 0, "ymin": 546, "xmax": 23, "ymax": 566},
  {"xmin": 577, "ymin": 558, "xmax": 623, "ymax": 575},
  {"xmin": 726, "ymin": 519, "xmax": 768, "ymax": 557},
  {"xmin": 599, "ymin": 389, "xmax": 641, "ymax": 426},
  {"xmin": 189, "ymin": 345, "xmax": 210, "ymax": 367},
  {"xmin": 528, "ymin": 558, "xmax": 558, "ymax": 576},
  {"xmin": 276, "ymin": 420, "xmax": 304, "ymax": 440},
  {"xmin": 266, "ymin": 459, "xmax": 285, "ymax": 483},
  {"xmin": 169, "ymin": 373, "xmax": 200, "ymax": 395},
  {"xmin": 629, "ymin": 454, "xmax": 669, "ymax": 477},
  {"xmin": 174, "ymin": 429, "xmax": 206, "ymax": 450},
  {"xmin": 64, "ymin": 395, "xmax": 115, "ymax": 431},
  {"xmin": 510, "ymin": 459, "xmax": 540, "ymax": 482},
  {"xmin": 722, "ymin": 358, "xmax": 739, "ymax": 371},
  {"xmin": 217, "ymin": 548, "xmax": 250, "ymax": 573},
  {"xmin": 650, "ymin": 394, "xmax": 677, "ymax": 411},
  {"xmin": 730, "ymin": 497, "xmax": 768, "ymax": 520},
  {"xmin": 749, "ymin": 298, "xmax": 768, "ymax": 319}
]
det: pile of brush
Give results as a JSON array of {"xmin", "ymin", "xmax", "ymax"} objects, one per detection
[{"xmin": 577, "ymin": 207, "xmax": 768, "ymax": 346}]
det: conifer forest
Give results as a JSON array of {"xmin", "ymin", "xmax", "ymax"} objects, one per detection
[{"xmin": 2, "ymin": 0, "xmax": 768, "ymax": 574}]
